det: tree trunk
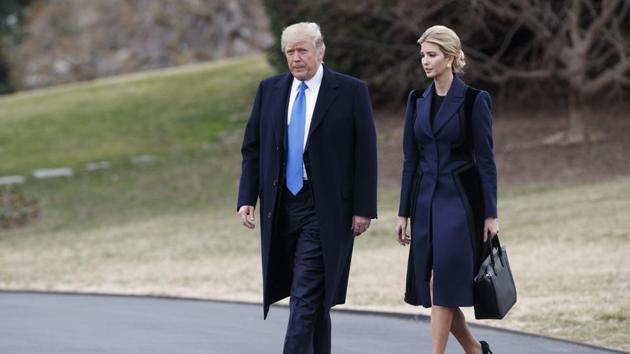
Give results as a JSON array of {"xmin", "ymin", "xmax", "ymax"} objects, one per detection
[{"xmin": 566, "ymin": 90, "xmax": 587, "ymax": 143}]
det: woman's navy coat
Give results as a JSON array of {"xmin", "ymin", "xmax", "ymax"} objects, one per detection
[
  {"xmin": 238, "ymin": 66, "xmax": 378, "ymax": 318},
  {"xmin": 398, "ymin": 75, "xmax": 497, "ymax": 308}
]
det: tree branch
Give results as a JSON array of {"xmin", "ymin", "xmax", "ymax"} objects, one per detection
[
  {"xmin": 582, "ymin": 59, "xmax": 630, "ymax": 94},
  {"xmin": 583, "ymin": 0, "xmax": 621, "ymax": 45},
  {"xmin": 466, "ymin": 46, "xmax": 553, "ymax": 83}
]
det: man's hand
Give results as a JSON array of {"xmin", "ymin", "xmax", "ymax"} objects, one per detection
[
  {"xmin": 351, "ymin": 215, "xmax": 371, "ymax": 237},
  {"xmin": 238, "ymin": 205, "xmax": 256, "ymax": 229}
]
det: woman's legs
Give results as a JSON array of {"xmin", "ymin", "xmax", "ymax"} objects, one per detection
[
  {"xmin": 430, "ymin": 272, "xmax": 482, "ymax": 354},
  {"xmin": 431, "ymin": 305, "xmax": 454, "ymax": 354},
  {"xmin": 450, "ymin": 308, "xmax": 482, "ymax": 354}
]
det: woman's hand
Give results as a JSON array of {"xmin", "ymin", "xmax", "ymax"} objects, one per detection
[
  {"xmin": 483, "ymin": 217, "xmax": 499, "ymax": 242},
  {"xmin": 395, "ymin": 217, "xmax": 411, "ymax": 246}
]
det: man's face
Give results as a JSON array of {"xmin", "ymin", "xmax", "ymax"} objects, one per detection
[{"xmin": 284, "ymin": 40, "xmax": 323, "ymax": 81}]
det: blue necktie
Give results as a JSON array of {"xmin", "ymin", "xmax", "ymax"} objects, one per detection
[{"xmin": 286, "ymin": 81, "xmax": 307, "ymax": 195}]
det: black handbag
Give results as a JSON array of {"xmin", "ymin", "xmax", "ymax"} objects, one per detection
[{"xmin": 474, "ymin": 234, "xmax": 517, "ymax": 319}]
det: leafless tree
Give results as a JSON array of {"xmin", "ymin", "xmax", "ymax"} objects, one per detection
[{"xmin": 468, "ymin": 0, "xmax": 630, "ymax": 143}]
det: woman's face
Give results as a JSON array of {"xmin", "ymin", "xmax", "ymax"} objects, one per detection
[{"xmin": 420, "ymin": 42, "xmax": 452, "ymax": 79}]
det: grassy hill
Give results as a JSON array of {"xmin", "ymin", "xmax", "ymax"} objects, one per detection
[
  {"xmin": 0, "ymin": 55, "xmax": 274, "ymax": 229},
  {"xmin": 0, "ymin": 55, "xmax": 628, "ymax": 351},
  {"xmin": 0, "ymin": 56, "xmax": 271, "ymax": 173}
]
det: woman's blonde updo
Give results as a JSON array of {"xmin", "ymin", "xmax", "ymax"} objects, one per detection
[{"xmin": 417, "ymin": 25, "xmax": 466, "ymax": 73}]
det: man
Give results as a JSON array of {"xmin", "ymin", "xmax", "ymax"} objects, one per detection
[{"xmin": 237, "ymin": 22, "xmax": 377, "ymax": 353}]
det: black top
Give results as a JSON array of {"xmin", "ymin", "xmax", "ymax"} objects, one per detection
[{"xmin": 430, "ymin": 90, "xmax": 445, "ymax": 128}]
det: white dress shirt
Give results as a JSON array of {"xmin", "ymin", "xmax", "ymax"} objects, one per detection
[{"xmin": 286, "ymin": 64, "xmax": 323, "ymax": 179}]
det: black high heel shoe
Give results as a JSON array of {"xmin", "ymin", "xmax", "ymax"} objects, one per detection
[{"xmin": 480, "ymin": 340, "xmax": 493, "ymax": 354}]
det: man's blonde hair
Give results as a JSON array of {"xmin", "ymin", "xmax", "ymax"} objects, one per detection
[{"xmin": 281, "ymin": 22, "xmax": 326, "ymax": 55}]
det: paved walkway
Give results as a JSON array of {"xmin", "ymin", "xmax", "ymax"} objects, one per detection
[{"xmin": 0, "ymin": 292, "xmax": 625, "ymax": 353}]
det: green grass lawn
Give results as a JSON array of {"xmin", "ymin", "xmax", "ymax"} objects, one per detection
[
  {"xmin": 0, "ymin": 55, "xmax": 628, "ymax": 351},
  {"xmin": 1, "ymin": 55, "xmax": 273, "ymax": 229},
  {"xmin": 0, "ymin": 56, "xmax": 267, "ymax": 174}
]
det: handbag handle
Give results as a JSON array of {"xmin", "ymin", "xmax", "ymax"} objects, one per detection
[{"xmin": 485, "ymin": 233, "xmax": 504, "ymax": 269}]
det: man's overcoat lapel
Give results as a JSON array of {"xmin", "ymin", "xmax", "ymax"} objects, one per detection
[
  {"xmin": 271, "ymin": 73, "xmax": 293, "ymax": 150},
  {"xmin": 305, "ymin": 66, "xmax": 339, "ymax": 151}
]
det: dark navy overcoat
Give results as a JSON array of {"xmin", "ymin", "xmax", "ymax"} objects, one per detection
[
  {"xmin": 238, "ymin": 66, "xmax": 377, "ymax": 318},
  {"xmin": 398, "ymin": 75, "xmax": 497, "ymax": 308}
]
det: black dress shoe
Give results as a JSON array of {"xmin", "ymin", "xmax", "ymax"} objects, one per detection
[{"xmin": 480, "ymin": 340, "xmax": 493, "ymax": 354}]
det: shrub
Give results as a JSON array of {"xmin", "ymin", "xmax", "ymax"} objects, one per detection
[{"xmin": 0, "ymin": 186, "xmax": 39, "ymax": 231}]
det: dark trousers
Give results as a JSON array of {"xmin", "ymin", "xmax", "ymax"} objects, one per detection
[{"xmin": 279, "ymin": 182, "xmax": 331, "ymax": 354}]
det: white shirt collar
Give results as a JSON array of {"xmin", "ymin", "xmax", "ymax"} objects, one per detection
[{"xmin": 291, "ymin": 64, "xmax": 324, "ymax": 92}]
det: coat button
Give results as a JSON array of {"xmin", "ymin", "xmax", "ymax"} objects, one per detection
[
  {"xmin": 273, "ymin": 179, "xmax": 277, "ymax": 187},
  {"xmin": 267, "ymin": 212, "xmax": 272, "ymax": 219}
]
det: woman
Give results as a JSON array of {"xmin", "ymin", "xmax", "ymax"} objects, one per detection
[{"xmin": 395, "ymin": 25, "xmax": 498, "ymax": 354}]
